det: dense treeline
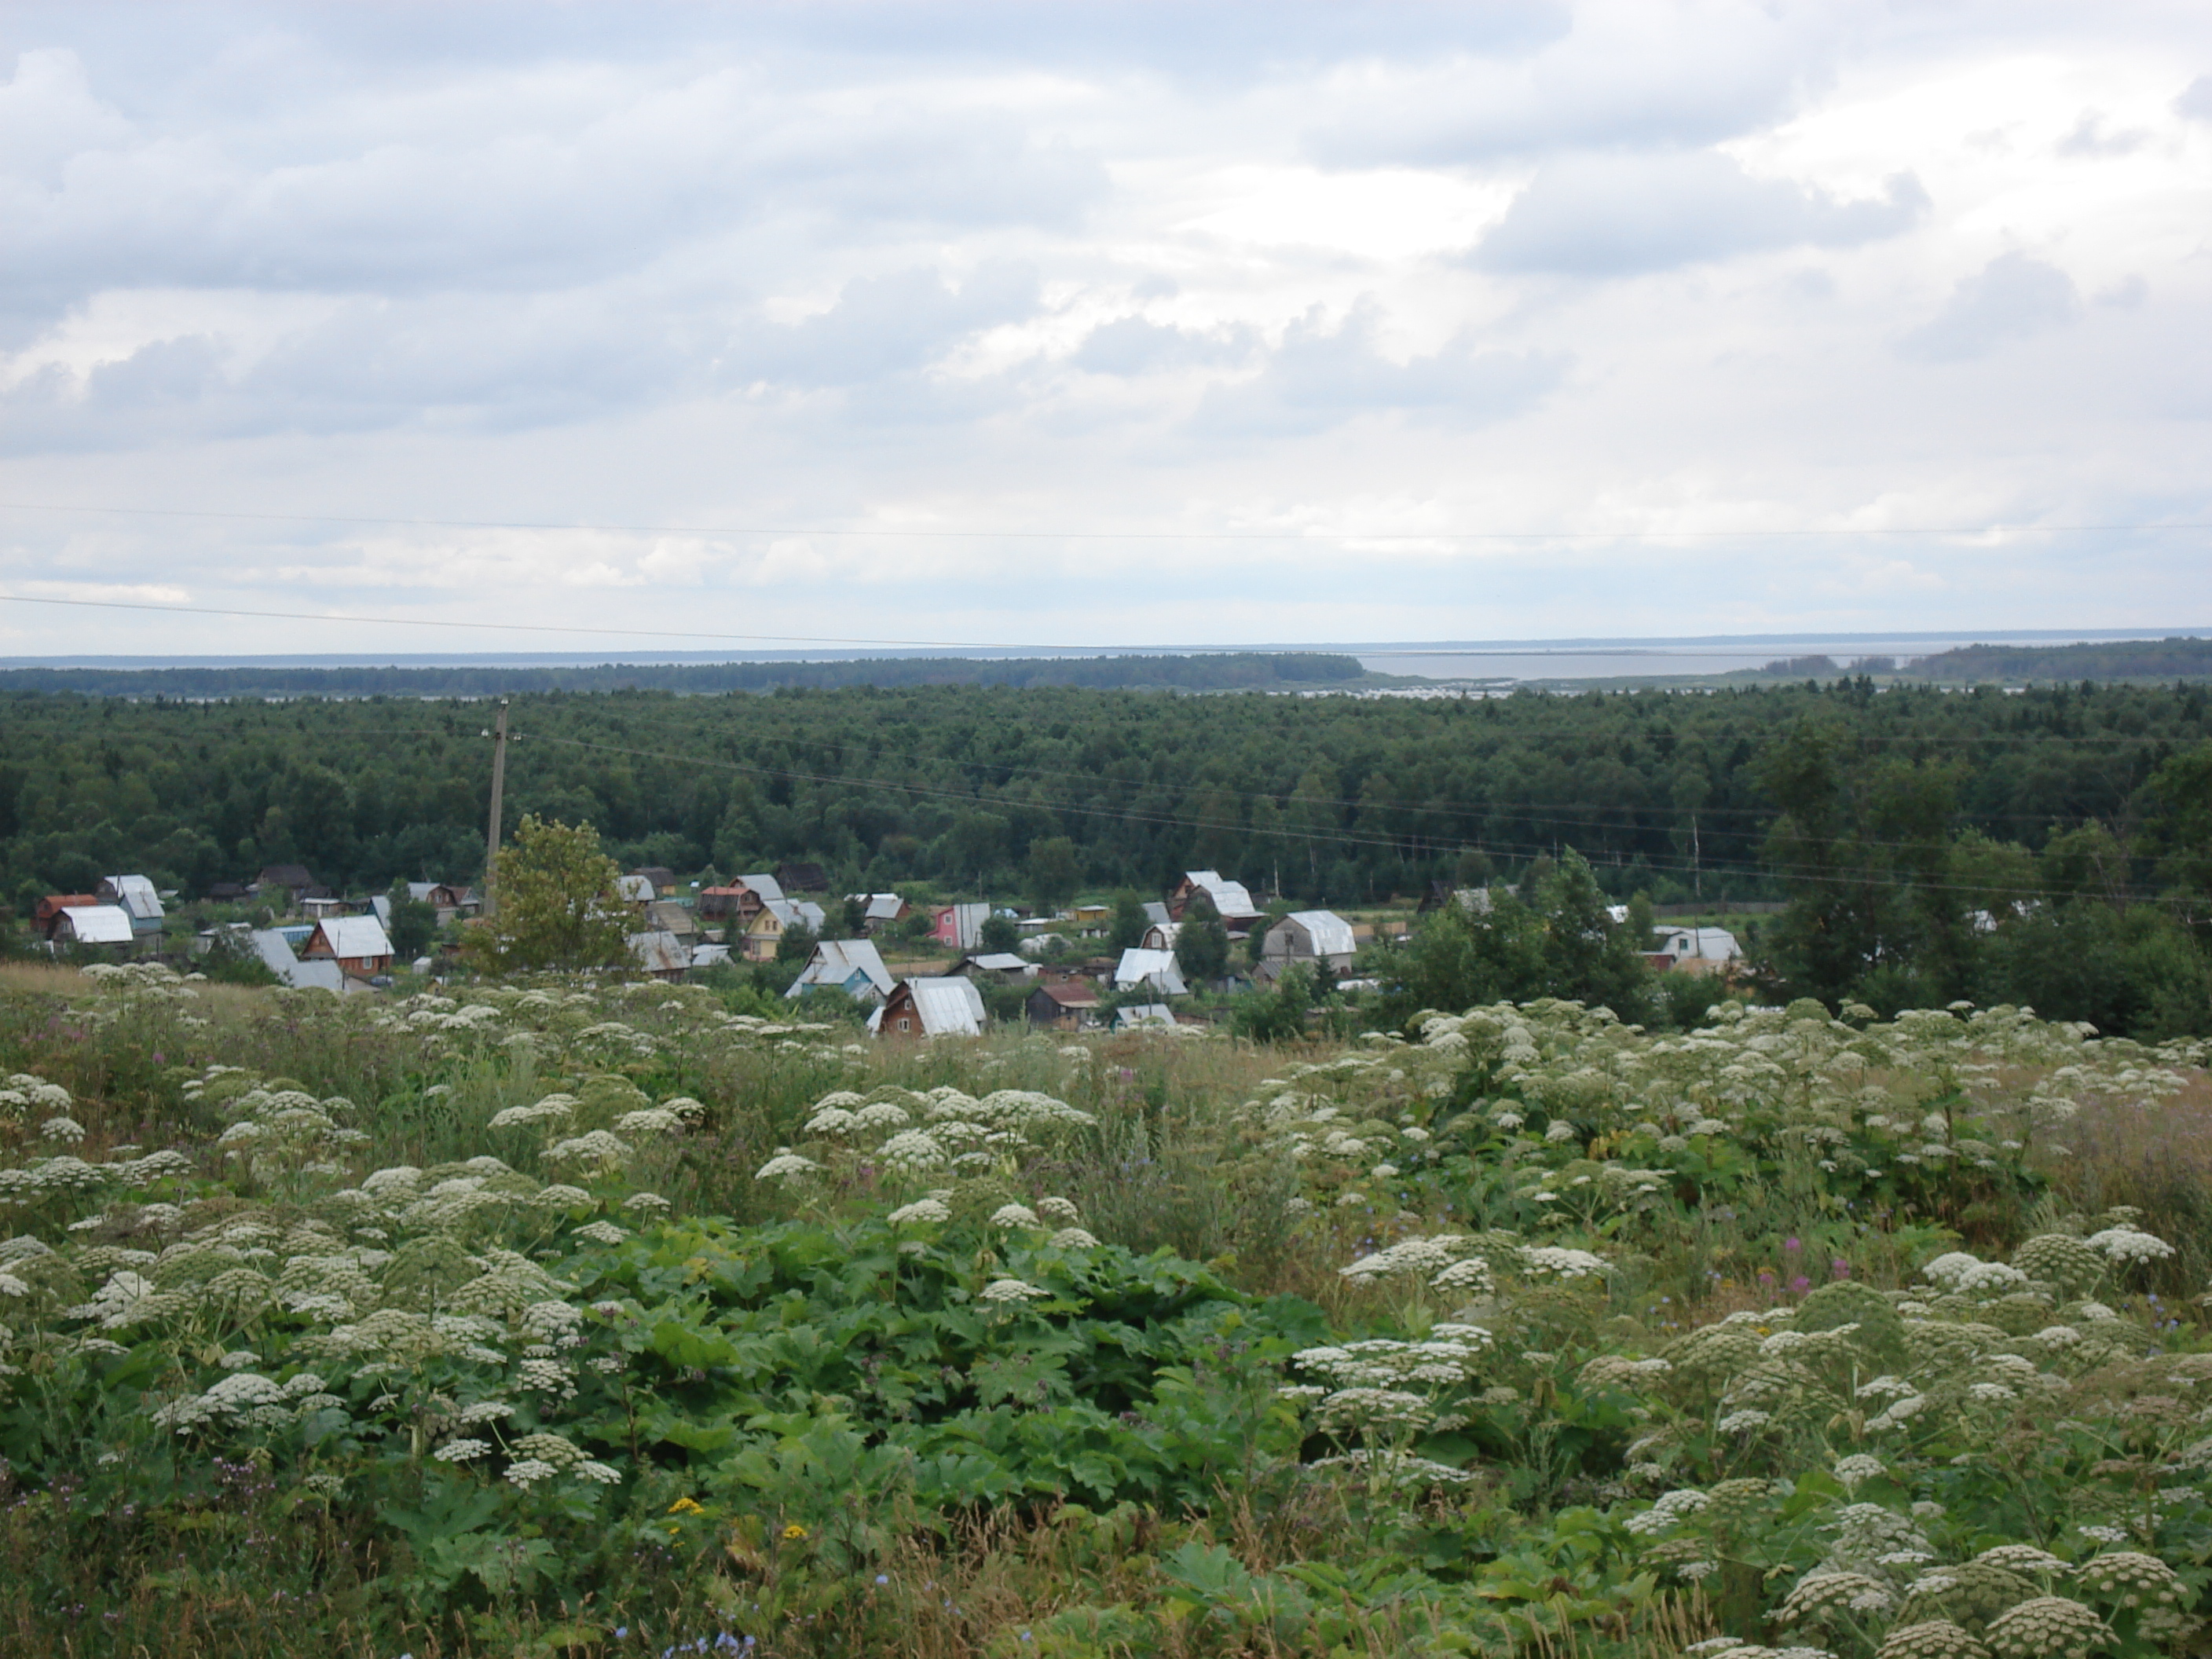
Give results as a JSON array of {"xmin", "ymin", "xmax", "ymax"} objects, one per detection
[
  {"xmin": 1903, "ymin": 635, "xmax": 2212, "ymax": 682},
  {"xmin": 0, "ymin": 650, "xmax": 1372, "ymax": 700},
  {"xmin": 2, "ymin": 677, "xmax": 2209, "ymax": 1031}
]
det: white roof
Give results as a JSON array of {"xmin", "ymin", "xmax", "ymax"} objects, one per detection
[
  {"xmin": 868, "ymin": 976, "xmax": 986, "ymax": 1036},
  {"xmin": 615, "ymin": 874, "xmax": 655, "ymax": 903},
  {"xmin": 370, "ymin": 895, "xmax": 393, "ymax": 925},
  {"xmin": 100, "ymin": 875, "xmax": 163, "ymax": 921},
  {"xmin": 1182, "ymin": 870, "xmax": 1259, "ymax": 918},
  {"xmin": 737, "ymin": 873, "xmax": 786, "ymax": 903},
  {"xmin": 789, "ymin": 939, "xmax": 893, "ymax": 998},
  {"xmin": 251, "ymin": 928, "xmax": 343, "ymax": 992},
  {"xmin": 1114, "ymin": 1003, "xmax": 1177, "ymax": 1029},
  {"xmin": 853, "ymin": 892, "xmax": 906, "ymax": 921},
  {"xmin": 690, "ymin": 943, "xmax": 732, "ymax": 968},
  {"xmin": 1114, "ymin": 947, "xmax": 1188, "ymax": 995},
  {"xmin": 60, "ymin": 905, "xmax": 136, "ymax": 944},
  {"xmin": 311, "ymin": 915, "xmax": 394, "ymax": 960},
  {"xmin": 965, "ymin": 953, "xmax": 1030, "ymax": 972},
  {"xmin": 1141, "ymin": 900, "xmax": 1171, "ymax": 927},
  {"xmin": 407, "ymin": 881, "xmax": 441, "ymax": 901},
  {"xmin": 1664, "ymin": 926, "xmax": 1741, "ymax": 960},
  {"xmin": 1276, "ymin": 910, "xmax": 1356, "ymax": 958}
]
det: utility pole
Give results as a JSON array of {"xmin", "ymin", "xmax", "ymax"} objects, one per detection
[{"xmin": 482, "ymin": 700, "xmax": 510, "ymax": 918}]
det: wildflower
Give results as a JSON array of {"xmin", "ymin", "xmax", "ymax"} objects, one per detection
[
  {"xmin": 1878, "ymin": 1623, "xmax": 1992, "ymax": 1659},
  {"xmin": 1983, "ymin": 1597, "xmax": 2114, "ymax": 1659},
  {"xmin": 980, "ymin": 1278, "xmax": 1048, "ymax": 1304},
  {"xmin": 781, "ymin": 1523, "xmax": 808, "ymax": 1540},
  {"xmin": 754, "ymin": 1150, "xmax": 821, "ymax": 1182},
  {"xmin": 1048, "ymin": 1228, "xmax": 1099, "ymax": 1249},
  {"xmin": 2082, "ymin": 1226, "xmax": 2174, "ymax": 1265},
  {"xmin": 504, "ymin": 1457, "xmax": 558, "ymax": 1489},
  {"xmin": 989, "ymin": 1203, "xmax": 1041, "ymax": 1229},
  {"xmin": 434, "ymin": 1438, "xmax": 492, "ymax": 1463}
]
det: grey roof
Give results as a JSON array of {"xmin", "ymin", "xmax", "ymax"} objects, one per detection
[
  {"xmin": 615, "ymin": 874, "xmax": 656, "ymax": 903},
  {"xmin": 690, "ymin": 943, "xmax": 732, "ymax": 968},
  {"xmin": 99, "ymin": 874, "xmax": 163, "ymax": 922},
  {"xmin": 1661, "ymin": 926, "xmax": 1741, "ymax": 960},
  {"xmin": 868, "ymin": 976, "xmax": 986, "ymax": 1037},
  {"xmin": 852, "ymin": 892, "xmax": 906, "ymax": 921},
  {"xmin": 789, "ymin": 939, "xmax": 893, "ymax": 998},
  {"xmin": 1141, "ymin": 900, "xmax": 1171, "ymax": 927},
  {"xmin": 628, "ymin": 930, "xmax": 691, "ymax": 975},
  {"xmin": 309, "ymin": 915, "xmax": 394, "ymax": 961},
  {"xmin": 963, "ymin": 953, "xmax": 1031, "ymax": 972},
  {"xmin": 1271, "ymin": 910, "xmax": 1357, "ymax": 959},
  {"xmin": 59, "ymin": 905, "xmax": 136, "ymax": 945},
  {"xmin": 1181, "ymin": 870, "xmax": 1259, "ymax": 918},
  {"xmin": 370, "ymin": 895, "xmax": 392, "ymax": 925},
  {"xmin": 736, "ymin": 873, "xmax": 786, "ymax": 903},
  {"xmin": 407, "ymin": 881, "xmax": 440, "ymax": 901},
  {"xmin": 758, "ymin": 897, "xmax": 824, "ymax": 932},
  {"xmin": 1114, "ymin": 1003, "xmax": 1177, "ymax": 1030},
  {"xmin": 1113, "ymin": 947, "xmax": 1188, "ymax": 995},
  {"xmin": 644, "ymin": 900, "xmax": 697, "ymax": 932},
  {"xmin": 251, "ymin": 928, "xmax": 344, "ymax": 992}
]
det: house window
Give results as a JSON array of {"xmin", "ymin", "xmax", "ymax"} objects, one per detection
[{"xmin": 897, "ymin": 1016, "xmax": 911, "ymax": 1031}]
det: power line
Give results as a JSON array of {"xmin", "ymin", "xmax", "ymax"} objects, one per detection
[
  {"xmin": 515, "ymin": 728, "xmax": 2177, "ymax": 906},
  {"xmin": 5, "ymin": 497, "xmax": 2212, "ymax": 544}
]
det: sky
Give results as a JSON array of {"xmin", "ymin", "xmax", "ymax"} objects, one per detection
[{"xmin": 2, "ymin": 0, "xmax": 2210, "ymax": 657}]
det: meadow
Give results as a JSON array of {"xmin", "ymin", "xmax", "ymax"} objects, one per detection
[{"xmin": 1, "ymin": 960, "xmax": 2208, "ymax": 1657}]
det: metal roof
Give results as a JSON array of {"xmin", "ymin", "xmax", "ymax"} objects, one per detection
[
  {"xmin": 1275, "ymin": 910, "xmax": 1357, "ymax": 959},
  {"xmin": 736, "ymin": 873, "xmax": 786, "ymax": 903},
  {"xmin": 59, "ymin": 905, "xmax": 136, "ymax": 944},
  {"xmin": 251, "ymin": 928, "xmax": 344, "ymax": 992},
  {"xmin": 1182, "ymin": 870, "xmax": 1259, "ymax": 918},
  {"xmin": 309, "ymin": 915, "xmax": 394, "ymax": 961},
  {"xmin": 854, "ymin": 892, "xmax": 906, "ymax": 921},
  {"xmin": 628, "ymin": 931, "xmax": 691, "ymax": 975},
  {"xmin": 789, "ymin": 939, "xmax": 893, "ymax": 998},
  {"xmin": 757, "ymin": 898, "xmax": 825, "ymax": 931},
  {"xmin": 1114, "ymin": 948, "xmax": 1188, "ymax": 995},
  {"xmin": 615, "ymin": 875, "xmax": 656, "ymax": 903},
  {"xmin": 1114, "ymin": 1004, "xmax": 1177, "ymax": 1029},
  {"xmin": 868, "ymin": 976, "xmax": 986, "ymax": 1037},
  {"xmin": 963, "ymin": 953, "xmax": 1031, "ymax": 972},
  {"xmin": 100, "ymin": 874, "xmax": 163, "ymax": 921}
]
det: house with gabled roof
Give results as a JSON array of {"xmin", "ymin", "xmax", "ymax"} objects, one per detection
[
  {"xmin": 1025, "ymin": 979, "xmax": 1101, "ymax": 1030},
  {"xmin": 1113, "ymin": 947, "xmax": 1188, "ymax": 997},
  {"xmin": 97, "ymin": 875, "xmax": 165, "ymax": 936},
  {"xmin": 741, "ymin": 897, "xmax": 825, "ymax": 962},
  {"xmin": 301, "ymin": 914, "xmax": 394, "ymax": 978},
  {"xmin": 1259, "ymin": 910, "xmax": 1357, "ymax": 976},
  {"xmin": 786, "ymin": 939, "xmax": 894, "ymax": 1002},
  {"xmin": 1168, "ymin": 870, "xmax": 1261, "ymax": 934},
  {"xmin": 868, "ymin": 977, "xmax": 986, "ymax": 1038}
]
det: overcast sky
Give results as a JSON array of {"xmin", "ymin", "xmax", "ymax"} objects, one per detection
[{"xmin": 2, "ymin": 1, "xmax": 2209, "ymax": 656}]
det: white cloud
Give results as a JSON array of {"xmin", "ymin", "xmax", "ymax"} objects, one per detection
[{"xmin": 0, "ymin": 2, "xmax": 2206, "ymax": 652}]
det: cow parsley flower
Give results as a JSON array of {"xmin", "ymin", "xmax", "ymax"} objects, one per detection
[
  {"xmin": 1049, "ymin": 1228, "xmax": 1099, "ymax": 1249},
  {"xmin": 434, "ymin": 1438, "xmax": 491, "ymax": 1463},
  {"xmin": 1983, "ymin": 1597, "xmax": 2114, "ymax": 1659},
  {"xmin": 980, "ymin": 1277, "xmax": 1048, "ymax": 1303},
  {"xmin": 888, "ymin": 1198, "xmax": 950, "ymax": 1226},
  {"xmin": 989, "ymin": 1204, "xmax": 1041, "ymax": 1229},
  {"xmin": 2083, "ymin": 1226, "xmax": 2174, "ymax": 1264},
  {"xmin": 754, "ymin": 1150, "xmax": 821, "ymax": 1182}
]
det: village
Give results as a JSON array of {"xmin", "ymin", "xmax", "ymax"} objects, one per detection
[{"xmin": 24, "ymin": 860, "xmax": 1748, "ymax": 1035}]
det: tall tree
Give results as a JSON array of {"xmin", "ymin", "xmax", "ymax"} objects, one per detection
[{"xmin": 462, "ymin": 816, "xmax": 633, "ymax": 975}]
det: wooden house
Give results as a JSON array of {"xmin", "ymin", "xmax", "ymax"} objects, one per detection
[
  {"xmin": 302, "ymin": 914, "xmax": 394, "ymax": 978},
  {"xmin": 870, "ymin": 977, "xmax": 986, "ymax": 1038},
  {"xmin": 1025, "ymin": 980, "xmax": 1101, "ymax": 1030}
]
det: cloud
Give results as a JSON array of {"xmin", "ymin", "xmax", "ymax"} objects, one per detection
[
  {"xmin": 2177, "ymin": 75, "xmax": 2212, "ymax": 121},
  {"xmin": 1899, "ymin": 254, "xmax": 2082, "ymax": 363},
  {"xmin": 1472, "ymin": 151, "xmax": 1928, "ymax": 276},
  {"xmin": 736, "ymin": 266, "xmax": 1040, "ymax": 390},
  {"xmin": 1071, "ymin": 317, "xmax": 1259, "ymax": 375},
  {"xmin": 1195, "ymin": 302, "xmax": 1566, "ymax": 435},
  {"xmin": 2056, "ymin": 112, "xmax": 2149, "ymax": 157}
]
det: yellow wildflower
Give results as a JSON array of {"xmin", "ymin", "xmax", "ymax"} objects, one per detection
[{"xmin": 782, "ymin": 1522, "xmax": 809, "ymax": 1540}]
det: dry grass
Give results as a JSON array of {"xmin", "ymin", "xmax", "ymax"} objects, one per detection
[{"xmin": 2042, "ymin": 1070, "xmax": 2212, "ymax": 1295}]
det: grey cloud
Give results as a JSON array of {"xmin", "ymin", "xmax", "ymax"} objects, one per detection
[
  {"xmin": 1194, "ymin": 303, "xmax": 1566, "ymax": 436},
  {"xmin": 1899, "ymin": 254, "xmax": 2082, "ymax": 363},
  {"xmin": 2177, "ymin": 75, "xmax": 2212, "ymax": 121},
  {"xmin": 734, "ymin": 265, "xmax": 1039, "ymax": 390},
  {"xmin": 1072, "ymin": 317, "xmax": 1260, "ymax": 375},
  {"xmin": 1473, "ymin": 151, "xmax": 1928, "ymax": 276},
  {"xmin": 2056, "ymin": 112, "xmax": 2149, "ymax": 157},
  {"xmin": 1309, "ymin": 13, "xmax": 1835, "ymax": 167}
]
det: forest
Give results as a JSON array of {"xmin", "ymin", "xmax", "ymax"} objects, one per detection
[{"xmin": 2, "ymin": 676, "xmax": 2209, "ymax": 1034}]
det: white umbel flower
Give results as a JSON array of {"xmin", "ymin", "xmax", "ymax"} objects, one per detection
[{"xmin": 980, "ymin": 1277, "xmax": 1048, "ymax": 1303}]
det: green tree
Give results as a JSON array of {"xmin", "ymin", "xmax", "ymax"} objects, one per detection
[
  {"xmin": 1027, "ymin": 836, "xmax": 1080, "ymax": 916},
  {"xmin": 775, "ymin": 918, "xmax": 819, "ymax": 963},
  {"xmin": 384, "ymin": 883, "xmax": 438, "ymax": 961},
  {"xmin": 1108, "ymin": 891, "xmax": 1149, "ymax": 952},
  {"xmin": 979, "ymin": 913, "xmax": 1020, "ymax": 954},
  {"xmin": 462, "ymin": 816, "xmax": 633, "ymax": 976},
  {"xmin": 1174, "ymin": 892, "xmax": 1231, "ymax": 986}
]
